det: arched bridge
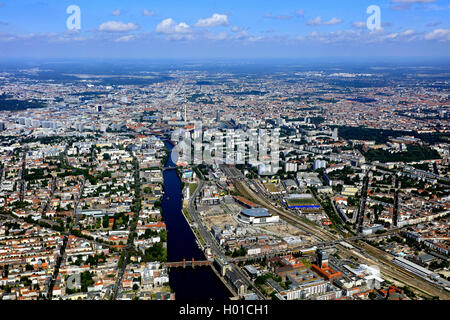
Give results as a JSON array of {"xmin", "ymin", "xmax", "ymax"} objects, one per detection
[{"xmin": 164, "ymin": 258, "xmax": 212, "ymax": 269}]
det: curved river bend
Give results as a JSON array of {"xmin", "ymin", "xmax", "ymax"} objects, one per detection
[{"xmin": 162, "ymin": 142, "xmax": 230, "ymax": 300}]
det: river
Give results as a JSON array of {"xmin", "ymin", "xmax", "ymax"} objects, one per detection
[{"xmin": 162, "ymin": 141, "xmax": 230, "ymax": 300}]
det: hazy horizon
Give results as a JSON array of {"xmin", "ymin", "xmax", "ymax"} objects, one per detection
[{"xmin": 0, "ymin": 0, "xmax": 448, "ymax": 59}]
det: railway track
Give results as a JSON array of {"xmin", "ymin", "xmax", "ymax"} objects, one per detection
[
  {"xmin": 234, "ymin": 178, "xmax": 450, "ymax": 300},
  {"xmin": 233, "ymin": 179, "xmax": 338, "ymax": 242},
  {"xmin": 344, "ymin": 241, "xmax": 450, "ymax": 300}
]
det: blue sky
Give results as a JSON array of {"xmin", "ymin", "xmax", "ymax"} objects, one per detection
[{"xmin": 0, "ymin": 0, "xmax": 449, "ymax": 59}]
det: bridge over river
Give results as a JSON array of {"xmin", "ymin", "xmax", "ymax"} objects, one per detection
[{"xmin": 164, "ymin": 258, "xmax": 212, "ymax": 269}]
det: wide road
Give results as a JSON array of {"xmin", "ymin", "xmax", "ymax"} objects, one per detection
[
  {"xmin": 112, "ymin": 156, "xmax": 141, "ymax": 300},
  {"xmin": 48, "ymin": 174, "xmax": 87, "ymax": 299},
  {"xmin": 188, "ymin": 177, "xmax": 266, "ymax": 300},
  {"xmin": 356, "ymin": 172, "xmax": 370, "ymax": 233},
  {"xmin": 19, "ymin": 151, "xmax": 26, "ymax": 202},
  {"xmin": 188, "ymin": 179, "xmax": 227, "ymax": 257}
]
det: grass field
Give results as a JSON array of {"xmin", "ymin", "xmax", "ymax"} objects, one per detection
[
  {"xmin": 189, "ymin": 183, "xmax": 198, "ymax": 196},
  {"xmin": 286, "ymin": 196, "xmax": 319, "ymax": 207},
  {"xmin": 264, "ymin": 182, "xmax": 280, "ymax": 193}
]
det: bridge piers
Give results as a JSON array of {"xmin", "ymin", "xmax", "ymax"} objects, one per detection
[{"xmin": 165, "ymin": 260, "xmax": 212, "ymax": 269}]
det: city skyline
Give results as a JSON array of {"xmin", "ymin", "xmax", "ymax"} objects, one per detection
[
  {"xmin": 0, "ymin": 0, "xmax": 449, "ymax": 59},
  {"xmin": 0, "ymin": 0, "xmax": 448, "ymax": 307}
]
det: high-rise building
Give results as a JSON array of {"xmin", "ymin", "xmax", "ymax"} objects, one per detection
[
  {"xmin": 216, "ymin": 110, "xmax": 221, "ymax": 122},
  {"xmin": 284, "ymin": 161, "xmax": 298, "ymax": 172},
  {"xmin": 313, "ymin": 160, "xmax": 327, "ymax": 171},
  {"xmin": 316, "ymin": 250, "xmax": 329, "ymax": 268},
  {"xmin": 332, "ymin": 128, "xmax": 338, "ymax": 141}
]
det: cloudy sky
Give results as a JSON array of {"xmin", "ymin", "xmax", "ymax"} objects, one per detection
[{"xmin": 0, "ymin": 0, "xmax": 449, "ymax": 59}]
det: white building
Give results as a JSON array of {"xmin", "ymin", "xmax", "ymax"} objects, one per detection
[
  {"xmin": 237, "ymin": 208, "xmax": 280, "ymax": 224},
  {"xmin": 313, "ymin": 160, "xmax": 327, "ymax": 171}
]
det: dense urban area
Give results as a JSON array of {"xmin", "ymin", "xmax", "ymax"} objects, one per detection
[{"xmin": 0, "ymin": 62, "xmax": 449, "ymax": 300}]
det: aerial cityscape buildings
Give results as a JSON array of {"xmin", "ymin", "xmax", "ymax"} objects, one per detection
[
  {"xmin": 0, "ymin": 1, "xmax": 448, "ymax": 310},
  {"xmin": 0, "ymin": 60, "xmax": 448, "ymax": 302}
]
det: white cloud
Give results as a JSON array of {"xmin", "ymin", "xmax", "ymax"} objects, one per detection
[
  {"xmin": 403, "ymin": 29, "xmax": 415, "ymax": 36},
  {"xmin": 293, "ymin": 27, "xmax": 429, "ymax": 45},
  {"xmin": 233, "ymin": 30, "xmax": 250, "ymax": 40},
  {"xmin": 424, "ymin": 28, "xmax": 450, "ymax": 41},
  {"xmin": 307, "ymin": 16, "xmax": 342, "ymax": 26},
  {"xmin": 326, "ymin": 17, "xmax": 343, "ymax": 25},
  {"xmin": 352, "ymin": 21, "xmax": 366, "ymax": 29},
  {"xmin": 230, "ymin": 30, "xmax": 264, "ymax": 42},
  {"xmin": 156, "ymin": 18, "xmax": 190, "ymax": 34},
  {"xmin": 115, "ymin": 35, "xmax": 136, "ymax": 42},
  {"xmin": 385, "ymin": 29, "xmax": 415, "ymax": 40},
  {"xmin": 307, "ymin": 17, "xmax": 322, "ymax": 26},
  {"xmin": 207, "ymin": 31, "xmax": 228, "ymax": 41},
  {"xmin": 99, "ymin": 21, "xmax": 139, "ymax": 33},
  {"xmin": 112, "ymin": 9, "xmax": 122, "ymax": 16},
  {"xmin": 155, "ymin": 17, "xmax": 234, "ymax": 41},
  {"xmin": 143, "ymin": 9, "xmax": 155, "ymax": 17},
  {"xmin": 0, "ymin": 33, "xmax": 16, "ymax": 42},
  {"xmin": 52, "ymin": 31, "xmax": 89, "ymax": 43},
  {"xmin": 194, "ymin": 13, "xmax": 229, "ymax": 27},
  {"xmin": 0, "ymin": 32, "xmax": 80, "ymax": 43},
  {"xmin": 155, "ymin": 18, "xmax": 194, "ymax": 40}
]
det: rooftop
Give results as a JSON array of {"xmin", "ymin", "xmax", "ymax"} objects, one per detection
[{"xmin": 241, "ymin": 208, "xmax": 271, "ymax": 218}]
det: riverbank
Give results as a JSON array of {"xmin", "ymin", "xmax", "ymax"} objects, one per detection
[
  {"xmin": 161, "ymin": 141, "xmax": 231, "ymax": 300},
  {"xmin": 180, "ymin": 180, "xmax": 239, "ymax": 300}
]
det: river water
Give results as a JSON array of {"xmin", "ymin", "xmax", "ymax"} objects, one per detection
[{"xmin": 162, "ymin": 142, "xmax": 230, "ymax": 300}]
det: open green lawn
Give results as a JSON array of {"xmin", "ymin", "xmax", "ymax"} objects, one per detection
[
  {"xmin": 189, "ymin": 183, "xmax": 198, "ymax": 196},
  {"xmin": 286, "ymin": 197, "xmax": 319, "ymax": 206},
  {"xmin": 264, "ymin": 182, "xmax": 280, "ymax": 193}
]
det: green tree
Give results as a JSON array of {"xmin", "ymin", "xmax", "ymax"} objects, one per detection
[{"xmin": 102, "ymin": 216, "xmax": 109, "ymax": 228}]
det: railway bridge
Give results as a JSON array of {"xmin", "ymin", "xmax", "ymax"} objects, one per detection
[{"xmin": 164, "ymin": 258, "xmax": 212, "ymax": 269}]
